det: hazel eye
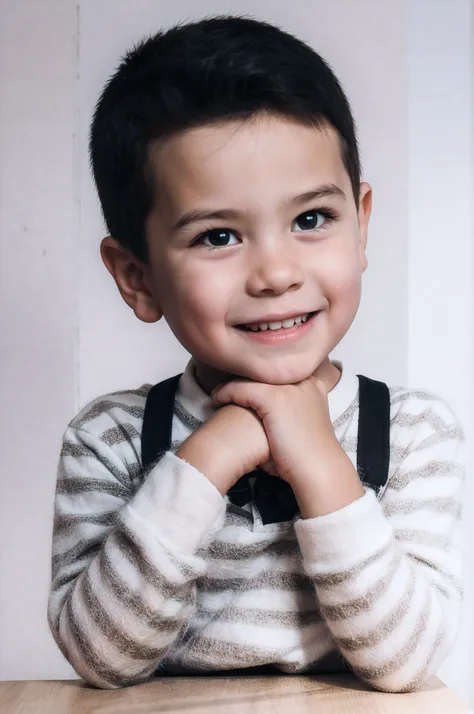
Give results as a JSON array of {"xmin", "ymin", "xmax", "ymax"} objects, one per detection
[
  {"xmin": 293, "ymin": 211, "xmax": 327, "ymax": 231},
  {"xmin": 197, "ymin": 229, "xmax": 240, "ymax": 248}
]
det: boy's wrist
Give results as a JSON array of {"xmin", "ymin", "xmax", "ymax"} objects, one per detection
[
  {"xmin": 291, "ymin": 448, "xmax": 365, "ymax": 518},
  {"xmin": 176, "ymin": 435, "xmax": 238, "ymax": 495}
]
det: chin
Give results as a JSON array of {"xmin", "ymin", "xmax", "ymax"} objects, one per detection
[{"xmin": 236, "ymin": 356, "xmax": 321, "ymax": 385}]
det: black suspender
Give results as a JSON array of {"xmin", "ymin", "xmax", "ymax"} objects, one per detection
[
  {"xmin": 356, "ymin": 375, "xmax": 391, "ymax": 493},
  {"xmin": 141, "ymin": 374, "xmax": 182, "ymax": 473},
  {"xmin": 141, "ymin": 373, "xmax": 390, "ymax": 524}
]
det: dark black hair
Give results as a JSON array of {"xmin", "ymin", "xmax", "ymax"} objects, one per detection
[{"xmin": 90, "ymin": 15, "xmax": 360, "ymax": 262}]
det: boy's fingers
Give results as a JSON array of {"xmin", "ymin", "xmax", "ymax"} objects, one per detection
[{"xmin": 211, "ymin": 381, "xmax": 270, "ymax": 416}]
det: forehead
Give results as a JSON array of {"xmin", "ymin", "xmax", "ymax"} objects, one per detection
[{"xmin": 151, "ymin": 115, "xmax": 349, "ymax": 213}]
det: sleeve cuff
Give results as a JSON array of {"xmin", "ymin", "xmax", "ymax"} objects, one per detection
[
  {"xmin": 123, "ymin": 451, "xmax": 226, "ymax": 555},
  {"xmin": 294, "ymin": 488, "xmax": 393, "ymax": 571}
]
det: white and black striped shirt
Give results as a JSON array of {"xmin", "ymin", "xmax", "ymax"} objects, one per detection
[{"xmin": 48, "ymin": 359, "xmax": 465, "ymax": 691}]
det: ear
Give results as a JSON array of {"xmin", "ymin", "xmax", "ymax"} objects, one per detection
[
  {"xmin": 357, "ymin": 181, "xmax": 372, "ymax": 273},
  {"xmin": 100, "ymin": 237, "xmax": 163, "ymax": 323}
]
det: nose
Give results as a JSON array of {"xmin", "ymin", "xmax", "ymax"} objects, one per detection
[{"xmin": 246, "ymin": 239, "xmax": 304, "ymax": 297}]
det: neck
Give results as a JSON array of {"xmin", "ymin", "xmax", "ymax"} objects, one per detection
[
  {"xmin": 313, "ymin": 357, "xmax": 342, "ymax": 393},
  {"xmin": 193, "ymin": 361, "xmax": 233, "ymax": 396}
]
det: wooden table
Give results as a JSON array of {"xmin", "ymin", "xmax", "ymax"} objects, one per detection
[{"xmin": 0, "ymin": 675, "xmax": 471, "ymax": 713}]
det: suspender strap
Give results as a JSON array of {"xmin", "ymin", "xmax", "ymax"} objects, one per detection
[
  {"xmin": 356, "ymin": 374, "xmax": 391, "ymax": 492},
  {"xmin": 141, "ymin": 374, "xmax": 182, "ymax": 471}
]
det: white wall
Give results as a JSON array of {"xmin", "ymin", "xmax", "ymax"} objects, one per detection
[
  {"xmin": 0, "ymin": 0, "xmax": 78, "ymax": 683},
  {"xmin": 0, "ymin": 0, "xmax": 472, "ymax": 705},
  {"xmin": 408, "ymin": 0, "xmax": 474, "ymax": 698}
]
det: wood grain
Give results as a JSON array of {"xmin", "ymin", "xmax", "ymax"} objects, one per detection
[{"xmin": 0, "ymin": 675, "xmax": 471, "ymax": 714}]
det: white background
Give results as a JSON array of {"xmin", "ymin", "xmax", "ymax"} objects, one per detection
[{"xmin": 0, "ymin": 0, "xmax": 472, "ymax": 705}]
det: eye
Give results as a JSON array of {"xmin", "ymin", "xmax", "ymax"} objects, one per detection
[
  {"xmin": 293, "ymin": 209, "xmax": 334, "ymax": 232},
  {"xmin": 195, "ymin": 228, "xmax": 240, "ymax": 248}
]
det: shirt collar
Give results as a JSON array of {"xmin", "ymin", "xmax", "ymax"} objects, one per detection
[{"xmin": 176, "ymin": 358, "xmax": 359, "ymax": 427}]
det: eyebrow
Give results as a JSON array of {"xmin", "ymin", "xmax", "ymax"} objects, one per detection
[{"xmin": 171, "ymin": 183, "xmax": 346, "ymax": 232}]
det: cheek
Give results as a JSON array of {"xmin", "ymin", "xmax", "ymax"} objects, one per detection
[
  {"xmin": 317, "ymin": 246, "xmax": 362, "ymax": 317},
  {"xmin": 327, "ymin": 265, "xmax": 361, "ymax": 302},
  {"xmin": 155, "ymin": 259, "xmax": 233, "ymax": 333}
]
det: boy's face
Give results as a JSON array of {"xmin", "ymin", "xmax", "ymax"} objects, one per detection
[{"xmin": 104, "ymin": 114, "xmax": 371, "ymax": 387}]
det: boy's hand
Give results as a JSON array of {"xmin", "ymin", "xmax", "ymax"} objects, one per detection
[
  {"xmin": 176, "ymin": 403, "xmax": 270, "ymax": 496},
  {"xmin": 211, "ymin": 376, "xmax": 365, "ymax": 517},
  {"xmin": 210, "ymin": 375, "xmax": 336, "ymax": 484}
]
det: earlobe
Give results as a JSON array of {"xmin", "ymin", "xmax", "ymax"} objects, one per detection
[
  {"xmin": 358, "ymin": 182, "xmax": 372, "ymax": 273},
  {"xmin": 100, "ymin": 237, "xmax": 163, "ymax": 323}
]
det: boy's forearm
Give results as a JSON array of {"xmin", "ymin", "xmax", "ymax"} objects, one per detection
[
  {"xmin": 294, "ymin": 485, "xmax": 463, "ymax": 693},
  {"xmin": 50, "ymin": 431, "xmax": 226, "ymax": 689}
]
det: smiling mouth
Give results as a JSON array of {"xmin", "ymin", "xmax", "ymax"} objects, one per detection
[{"xmin": 236, "ymin": 311, "xmax": 318, "ymax": 332}]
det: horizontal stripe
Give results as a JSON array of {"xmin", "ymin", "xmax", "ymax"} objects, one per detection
[
  {"xmin": 108, "ymin": 386, "xmax": 150, "ymax": 398},
  {"xmin": 320, "ymin": 552, "xmax": 401, "ymax": 621},
  {"xmin": 391, "ymin": 408, "xmax": 451, "ymax": 431},
  {"xmin": 65, "ymin": 592, "xmax": 159, "ymax": 688},
  {"xmin": 311, "ymin": 540, "xmax": 392, "ymax": 588},
  {"xmin": 204, "ymin": 537, "xmax": 299, "ymax": 561},
  {"xmin": 224, "ymin": 506, "xmax": 253, "ymax": 524},
  {"xmin": 383, "ymin": 497, "xmax": 460, "ymax": 517},
  {"xmin": 52, "ymin": 561, "xmax": 88, "ymax": 593},
  {"xmin": 386, "ymin": 461, "xmax": 463, "ymax": 491},
  {"xmin": 81, "ymin": 571, "xmax": 168, "ymax": 660},
  {"xmin": 52, "ymin": 538, "xmax": 101, "ymax": 577},
  {"xmin": 66, "ymin": 591, "xmax": 133, "ymax": 687},
  {"xmin": 394, "ymin": 528, "xmax": 451, "ymax": 549},
  {"xmin": 73, "ymin": 400, "xmax": 145, "ymax": 429},
  {"xmin": 391, "ymin": 390, "xmax": 438, "ymax": 405},
  {"xmin": 339, "ymin": 436, "xmax": 357, "ymax": 452},
  {"xmin": 389, "ymin": 443, "xmax": 407, "ymax": 463},
  {"xmin": 397, "ymin": 620, "xmax": 445, "ymax": 693},
  {"xmin": 414, "ymin": 426, "xmax": 464, "ymax": 452},
  {"xmin": 99, "ymin": 548, "xmax": 189, "ymax": 629},
  {"xmin": 196, "ymin": 606, "xmax": 322, "ymax": 629},
  {"xmin": 336, "ymin": 570, "xmax": 416, "ymax": 652},
  {"xmin": 332, "ymin": 398, "xmax": 357, "ymax": 430},
  {"xmin": 198, "ymin": 571, "xmax": 314, "ymax": 593},
  {"xmin": 113, "ymin": 528, "xmax": 192, "ymax": 602},
  {"xmin": 55, "ymin": 510, "xmax": 118, "ymax": 535},
  {"xmin": 354, "ymin": 588, "xmax": 432, "ymax": 681},
  {"xmin": 101, "ymin": 423, "xmax": 141, "ymax": 447},
  {"xmin": 61, "ymin": 441, "xmax": 133, "ymax": 487},
  {"xmin": 174, "ymin": 400, "xmax": 202, "ymax": 431},
  {"xmin": 409, "ymin": 555, "xmax": 463, "ymax": 597},
  {"xmin": 181, "ymin": 636, "xmax": 287, "ymax": 668},
  {"xmin": 56, "ymin": 477, "xmax": 131, "ymax": 499}
]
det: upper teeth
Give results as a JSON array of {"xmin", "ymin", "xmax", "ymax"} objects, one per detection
[{"xmin": 245, "ymin": 313, "xmax": 311, "ymax": 331}]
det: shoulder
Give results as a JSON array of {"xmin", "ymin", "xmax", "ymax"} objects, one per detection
[
  {"xmin": 387, "ymin": 383, "xmax": 463, "ymax": 436},
  {"xmin": 67, "ymin": 384, "xmax": 152, "ymax": 442},
  {"xmin": 384, "ymin": 382, "xmax": 465, "ymax": 472},
  {"xmin": 58, "ymin": 386, "xmax": 154, "ymax": 492}
]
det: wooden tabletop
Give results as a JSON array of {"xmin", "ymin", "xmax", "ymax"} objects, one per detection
[{"xmin": 1, "ymin": 675, "xmax": 472, "ymax": 714}]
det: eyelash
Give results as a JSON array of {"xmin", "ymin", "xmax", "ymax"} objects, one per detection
[{"xmin": 192, "ymin": 207, "xmax": 338, "ymax": 251}]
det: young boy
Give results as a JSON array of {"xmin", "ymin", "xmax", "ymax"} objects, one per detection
[{"xmin": 48, "ymin": 15, "xmax": 465, "ymax": 692}]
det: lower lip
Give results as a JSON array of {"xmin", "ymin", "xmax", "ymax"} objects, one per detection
[{"xmin": 235, "ymin": 312, "xmax": 320, "ymax": 345}]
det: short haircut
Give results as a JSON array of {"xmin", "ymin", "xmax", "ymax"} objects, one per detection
[{"xmin": 90, "ymin": 15, "xmax": 360, "ymax": 262}]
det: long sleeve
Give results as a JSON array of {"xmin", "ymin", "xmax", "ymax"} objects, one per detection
[
  {"xmin": 294, "ymin": 394, "xmax": 465, "ymax": 693},
  {"xmin": 48, "ymin": 426, "xmax": 226, "ymax": 689}
]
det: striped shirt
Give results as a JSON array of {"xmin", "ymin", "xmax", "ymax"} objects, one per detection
[{"xmin": 47, "ymin": 359, "xmax": 465, "ymax": 692}]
